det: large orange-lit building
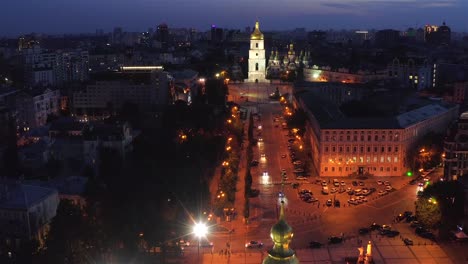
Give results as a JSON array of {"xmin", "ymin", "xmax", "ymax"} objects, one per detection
[
  {"xmin": 304, "ymin": 66, "xmax": 387, "ymax": 84},
  {"xmin": 294, "ymin": 90, "xmax": 459, "ymax": 177}
]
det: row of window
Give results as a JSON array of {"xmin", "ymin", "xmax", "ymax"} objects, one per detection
[
  {"xmin": 325, "ymin": 156, "xmax": 399, "ymax": 163},
  {"xmin": 324, "ymin": 134, "xmax": 399, "ymax": 142},
  {"xmin": 324, "ymin": 146, "xmax": 399, "ymax": 153},
  {"xmin": 324, "ymin": 166, "xmax": 399, "ymax": 172}
]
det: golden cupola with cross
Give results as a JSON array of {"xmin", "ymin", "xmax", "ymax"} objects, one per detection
[{"xmin": 263, "ymin": 181, "xmax": 299, "ymax": 264}]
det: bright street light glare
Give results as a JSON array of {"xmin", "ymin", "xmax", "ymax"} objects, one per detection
[{"xmin": 193, "ymin": 222, "xmax": 208, "ymax": 238}]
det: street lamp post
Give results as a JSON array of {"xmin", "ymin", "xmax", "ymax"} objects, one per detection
[{"xmin": 193, "ymin": 222, "xmax": 208, "ymax": 264}]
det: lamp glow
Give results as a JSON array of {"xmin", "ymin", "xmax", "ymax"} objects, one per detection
[{"xmin": 193, "ymin": 222, "xmax": 208, "ymax": 238}]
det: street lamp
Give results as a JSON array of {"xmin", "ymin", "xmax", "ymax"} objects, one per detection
[{"xmin": 193, "ymin": 222, "xmax": 208, "ymax": 264}]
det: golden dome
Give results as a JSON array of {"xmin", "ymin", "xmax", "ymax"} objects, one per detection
[
  {"xmin": 251, "ymin": 21, "xmax": 264, "ymax": 40},
  {"xmin": 263, "ymin": 201, "xmax": 299, "ymax": 264}
]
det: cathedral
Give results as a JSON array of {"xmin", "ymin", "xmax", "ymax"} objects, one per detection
[
  {"xmin": 246, "ymin": 20, "xmax": 310, "ymax": 82},
  {"xmin": 266, "ymin": 44, "xmax": 310, "ymax": 80}
]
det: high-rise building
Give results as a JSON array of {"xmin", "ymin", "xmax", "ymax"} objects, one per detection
[
  {"xmin": 210, "ymin": 24, "xmax": 224, "ymax": 44},
  {"xmin": 246, "ymin": 21, "xmax": 267, "ymax": 83},
  {"xmin": 156, "ymin": 23, "xmax": 169, "ymax": 47}
]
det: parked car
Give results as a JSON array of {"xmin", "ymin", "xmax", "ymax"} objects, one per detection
[
  {"xmin": 370, "ymin": 223, "xmax": 381, "ymax": 231},
  {"xmin": 245, "ymin": 240, "xmax": 263, "ymax": 248},
  {"xmin": 281, "ymin": 154, "xmax": 287, "ymax": 158},
  {"xmin": 292, "ymin": 183, "xmax": 300, "ymax": 189},
  {"xmin": 403, "ymin": 238, "xmax": 414, "ymax": 245},
  {"xmin": 378, "ymin": 190, "xmax": 387, "ymax": 196},
  {"xmin": 377, "ymin": 180, "xmax": 383, "ymax": 185},
  {"xmin": 250, "ymin": 160, "xmax": 259, "ymax": 166},
  {"xmin": 384, "ymin": 181, "xmax": 390, "ymax": 186},
  {"xmin": 334, "ymin": 200, "xmax": 341, "ymax": 207},
  {"xmin": 330, "ymin": 188, "xmax": 338, "ymax": 194},
  {"xmin": 328, "ymin": 236, "xmax": 343, "ymax": 244},
  {"xmin": 358, "ymin": 181, "xmax": 365, "ymax": 186},
  {"xmin": 415, "ymin": 226, "xmax": 428, "ymax": 235},
  {"xmin": 309, "ymin": 241, "xmax": 323, "ymax": 248},
  {"xmin": 326, "ymin": 199, "xmax": 332, "ymax": 207},
  {"xmin": 340, "ymin": 181, "xmax": 346, "ymax": 186},
  {"xmin": 293, "ymin": 160, "xmax": 302, "ymax": 165},
  {"xmin": 396, "ymin": 213, "xmax": 406, "ymax": 222},
  {"xmin": 420, "ymin": 232, "xmax": 436, "ymax": 240},
  {"xmin": 359, "ymin": 228, "xmax": 370, "ymax": 234},
  {"xmin": 333, "ymin": 179, "xmax": 340, "ymax": 187},
  {"xmin": 385, "ymin": 186, "xmax": 393, "ymax": 191},
  {"xmin": 386, "ymin": 230, "xmax": 400, "ymax": 237},
  {"xmin": 410, "ymin": 221, "xmax": 420, "ymax": 228},
  {"xmin": 352, "ymin": 181, "xmax": 358, "ymax": 186}
]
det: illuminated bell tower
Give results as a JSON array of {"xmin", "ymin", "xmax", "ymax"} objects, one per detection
[{"xmin": 247, "ymin": 20, "xmax": 267, "ymax": 83}]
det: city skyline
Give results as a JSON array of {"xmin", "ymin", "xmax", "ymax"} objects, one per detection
[{"xmin": 1, "ymin": 0, "xmax": 468, "ymax": 36}]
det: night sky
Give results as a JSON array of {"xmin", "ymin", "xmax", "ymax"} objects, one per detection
[{"xmin": 1, "ymin": 0, "xmax": 467, "ymax": 36}]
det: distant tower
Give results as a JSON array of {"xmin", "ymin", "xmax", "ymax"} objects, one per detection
[{"xmin": 247, "ymin": 21, "xmax": 267, "ymax": 83}]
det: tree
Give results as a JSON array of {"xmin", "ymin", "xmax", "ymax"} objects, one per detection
[
  {"xmin": 415, "ymin": 197, "xmax": 441, "ymax": 229},
  {"xmin": 42, "ymin": 200, "xmax": 90, "ymax": 264}
]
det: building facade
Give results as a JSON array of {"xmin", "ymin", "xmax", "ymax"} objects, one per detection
[
  {"xmin": 0, "ymin": 182, "xmax": 59, "ymax": 247},
  {"xmin": 73, "ymin": 66, "xmax": 171, "ymax": 116},
  {"xmin": 15, "ymin": 88, "xmax": 60, "ymax": 129},
  {"xmin": 294, "ymin": 91, "xmax": 459, "ymax": 177},
  {"xmin": 246, "ymin": 21, "xmax": 267, "ymax": 83},
  {"xmin": 388, "ymin": 58, "xmax": 432, "ymax": 90},
  {"xmin": 444, "ymin": 112, "xmax": 468, "ymax": 181},
  {"xmin": 304, "ymin": 66, "xmax": 387, "ymax": 84}
]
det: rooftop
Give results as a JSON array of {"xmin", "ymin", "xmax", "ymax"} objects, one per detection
[{"xmin": 0, "ymin": 182, "xmax": 57, "ymax": 210}]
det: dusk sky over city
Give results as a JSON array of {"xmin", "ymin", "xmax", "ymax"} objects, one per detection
[{"xmin": 1, "ymin": 0, "xmax": 468, "ymax": 35}]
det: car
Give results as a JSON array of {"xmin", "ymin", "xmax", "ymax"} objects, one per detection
[
  {"xmin": 330, "ymin": 188, "xmax": 338, "ymax": 194},
  {"xmin": 378, "ymin": 190, "xmax": 387, "ymax": 196},
  {"xmin": 334, "ymin": 200, "xmax": 341, "ymax": 207},
  {"xmin": 384, "ymin": 181, "xmax": 390, "ymax": 186},
  {"xmin": 293, "ymin": 168, "xmax": 304, "ymax": 173},
  {"xmin": 250, "ymin": 160, "xmax": 259, "ymax": 166},
  {"xmin": 385, "ymin": 186, "xmax": 393, "ymax": 191},
  {"xmin": 403, "ymin": 211, "xmax": 413, "ymax": 217},
  {"xmin": 340, "ymin": 181, "xmax": 346, "ymax": 186},
  {"xmin": 404, "ymin": 238, "xmax": 414, "ymax": 245},
  {"xmin": 415, "ymin": 226, "xmax": 428, "ymax": 235},
  {"xmin": 291, "ymin": 183, "xmax": 300, "ymax": 189},
  {"xmin": 326, "ymin": 199, "xmax": 332, "ymax": 206},
  {"xmin": 281, "ymin": 154, "xmax": 287, "ymax": 158},
  {"xmin": 424, "ymin": 177, "xmax": 430, "ymax": 182},
  {"xmin": 179, "ymin": 239, "xmax": 191, "ymax": 247},
  {"xmin": 410, "ymin": 221, "xmax": 420, "ymax": 228},
  {"xmin": 386, "ymin": 230, "xmax": 400, "ymax": 237},
  {"xmin": 281, "ymin": 168, "xmax": 287, "ymax": 173},
  {"xmin": 328, "ymin": 236, "xmax": 343, "ymax": 244},
  {"xmin": 370, "ymin": 223, "xmax": 381, "ymax": 231},
  {"xmin": 278, "ymin": 191, "xmax": 285, "ymax": 198},
  {"xmin": 258, "ymin": 137, "xmax": 263, "ymax": 142},
  {"xmin": 348, "ymin": 198, "xmax": 357, "ymax": 205},
  {"xmin": 305, "ymin": 197, "xmax": 318, "ymax": 203},
  {"xmin": 396, "ymin": 213, "xmax": 406, "ymax": 222},
  {"xmin": 359, "ymin": 181, "xmax": 365, "ymax": 186},
  {"xmin": 261, "ymin": 154, "xmax": 266, "ymax": 159},
  {"xmin": 288, "ymin": 139, "xmax": 295, "ymax": 143},
  {"xmin": 296, "ymin": 176, "xmax": 308, "ymax": 180},
  {"xmin": 322, "ymin": 180, "xmax": 327, "ymax": 186},
  {"xmin": 359, "ymin": 228, "xmax": 370, "ymax": 234},
  {"xmin": 377, "ymin": 180, "xmax": 383, "ymax": 185},
  {"xmin": 201, "ymin": 241, "xmax": 214, "ymax": 247},
  {"xmin": 407, "ymin": 216, "xmax": 417, "ymax": 223},
  {"xmin": 420, "ymin": 232, "xmax": 436, "ymax": 240},
  {"xmin": 409, "ymin": 179, "xmax": 417, "ymax": 185},
  {"xmin": 309, "ymin": 241, "xmax": 323, "ymax": 248},
  {"xmin": 338, "ymin": 188, "xmax": 346, "ymax": 194},
  {"xmin": 354, "ymin": 189, "xmax": 362, "ymax": 195},
  {"xmin": 347, "ymin": 190, "xmax": 355, "ymax": 195},
  {"xmin": 352, "ymin": 181, "xmax": 358, "ymax": 186},
  {"xmin": 361, "ymin": 189, "xmax": 370, "ymax": 196},
  {"xmin": 293, "ymin": 160, "xmax": 302, "ymax": 165},
  {"xmin": 245, "ymin": 240, "xmax": 264, "ymax": 248},
  {"xmin": 322, "ymin": 186, "xmax": 329, "ymax": 194}
]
